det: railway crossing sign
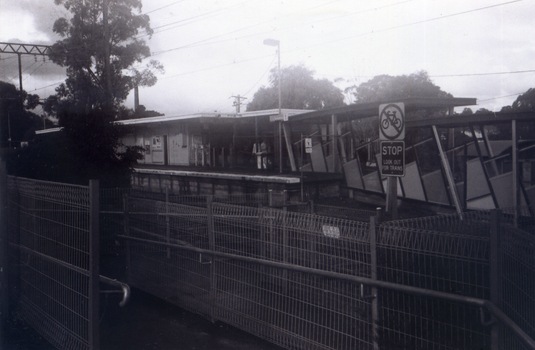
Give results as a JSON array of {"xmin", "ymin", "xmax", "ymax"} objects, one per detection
[
  {"xmin": 379, "ymin": 103, "xmax": 405, "ymax": 177},
  {"xmin": 379, "ymin": 103, "xmax": 405, "ymax": 141}
]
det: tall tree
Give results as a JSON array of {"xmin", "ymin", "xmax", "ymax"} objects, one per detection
[
  {"xmin": 348, "ymin": 70, "xmax": 452, "ymax": 103},
  {"xmin": 246, "ymin": 64, "xmax": 345, "ymax": 111},
  {"xmin": 48, "ymin": 0, "xmax": 163, "ymax": 113},
  {"xmin": 9, "ymin": 0, "xmax": 159, "ymax": 187}
]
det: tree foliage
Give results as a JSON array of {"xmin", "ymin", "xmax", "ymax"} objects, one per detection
[
  {"xmin": 0, "ymin": 82, "xmax": 53, "ymax": 147},
  {"xmin": 246, "ymin": 64, "xmax": 345, "ymax": 111},
  {"xmin": 48, "ymin": 0, "xmax": 163, "ymax": 113},
  {"xmin": 349, "ymin": 71, "xmax": 453, "ymax": 143},
  {"xmin": 501, "ymin": 88, "xmax": 535, "ymax": 112},
  {"xmin": 348, "ymin": 70, "xmax": 452, "ymax": 103},
  {"xmin": 8, "ymin": 0, "xmax": 159, "ymax": 187}
]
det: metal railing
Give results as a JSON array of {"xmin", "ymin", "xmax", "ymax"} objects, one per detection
[
  {"xmin": 109, "ymin": 190, "xmax": 535, "ymax": 350},
  {"xmin": 5, "ymin": 176, "xmax": 130, "ymax": 350}
]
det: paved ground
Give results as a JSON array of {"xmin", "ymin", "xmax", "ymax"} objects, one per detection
[{"xmin": 4, "ymin": 288, "xmax": 285, "ymax": 350}]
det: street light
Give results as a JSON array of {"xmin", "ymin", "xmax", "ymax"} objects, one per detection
[{"xmin": 263, "ymin": 38, "xmax": 282, "ymax": 173}]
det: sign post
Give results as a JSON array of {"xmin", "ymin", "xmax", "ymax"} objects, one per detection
[{"xmin": 379, "ymin": 103, "xmax": 405, "ymax": 219}]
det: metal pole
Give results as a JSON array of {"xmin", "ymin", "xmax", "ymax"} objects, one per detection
[
  {"xmin": 89, "ymin": 180, "xmax": 100, "ymax": 350},
  {"xmin": 301, "ymin": 133, "xmax": 304, "ymax": 202},
  {"xmin": 278, "ymin": 42, "xmax": 282, "ymax": 174},
  {"xmin": 512, "ymin": 120, "xmax": 518, "ymax": 225},
  {"xmin": 490, "ymin": 209, "xmax": 502, "ymax": 349},
  {"xmin": 432, "ymin": 125, "xmax": 463, "ymax": 217},
  {"xmin": 370, "ymin": 215, "xmax": 379, "ymax": 350},
  {"xmin": 0, "ymin": 157, "xmax": 8, "ymax": 349}
]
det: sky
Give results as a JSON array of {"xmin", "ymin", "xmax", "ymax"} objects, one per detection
[{"xmin": 0, "ymin": 0, "xmax": 534, "ymax": 117}]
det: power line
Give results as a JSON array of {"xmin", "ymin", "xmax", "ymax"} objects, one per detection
[
  {"xmin": 151, "ymin": 0, "xmax": 521, "ymax": 78},
  {"xmin": 240, "ymin": 54, "xmax": 277, "ymax": 97},
  {"xmin": 479, "ymin": 93, "xmax": 524, "ymax": 102},
  {"xmin": 431, "ymin": 70, "xmax": 535, "ymax": 78},
  {"xmin": 301, "ymin": 0, "xmax": 523, "ymax": 50},
  {"xmin": 144, "ymin": 1, "xmax": 186, "ymax": 15},
  {"xmin": 150, "ymin": 0, "xmax": 414, "ymax": 56}
]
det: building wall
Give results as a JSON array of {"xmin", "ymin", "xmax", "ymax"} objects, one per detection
[{"xmin": 123, "ymin": 122, "xmax": 192, "ymax": 166}]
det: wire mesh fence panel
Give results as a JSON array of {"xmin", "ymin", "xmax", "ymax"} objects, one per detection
[
  {"xmin": 376, "ymin": 224, "xmax": 491, "ymax": 349},
  {"xmin": 499, "ymin": 223, "xmax": 535, "ymax": 350},
  {"xmin": 110, "ymin": 189, "xmax": 534, "ymax": 350},
  {"xmin": 124, "ymin": 193, "xmax": 213, "ymax": 317},
  {"xmin": 211, "ymin": 205, "xmax": 373, "ymax": 350},
  {"xmin": 7, "ymin": 176, "xmax": 93, "ymax": 350},
  {"xmin": 384, "ymin": 210, "xmax": 493, "ymax": 236},
  {"xmin": 311, "ymin": 204, "xmax": 376, "ymax": 222}
]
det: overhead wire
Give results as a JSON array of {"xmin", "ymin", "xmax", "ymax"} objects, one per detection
[
  {"xmin": 154, "ymin": 0, "xmax": 524, "ymax": 84},
  {"xmin": 144, "ymin": 1, "xmax": 186, "ymax": 15},
  {"xmin": 150, "ymin": 0, "xmax": 414, "ymax": 56}
]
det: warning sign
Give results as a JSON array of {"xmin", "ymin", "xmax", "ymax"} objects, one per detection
[
  {"xmin": 305, "ymin": 138, "xmax": 312, "ymax": 153},
  {"xmin": 381, "ymin": 141, "xmax": 405, "ymax": 176},
  {"xmin": 379, "ymin": 103, "xmax": 405, "ymax": 140}
]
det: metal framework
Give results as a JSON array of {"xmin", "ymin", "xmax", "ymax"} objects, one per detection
[
  {"xmin": 100, "ymin": 189, "xmax": 535, "ymax": 350},
  {"xmin": 0, "ymin": 42, "xmax": 51, "ymax": 56}
]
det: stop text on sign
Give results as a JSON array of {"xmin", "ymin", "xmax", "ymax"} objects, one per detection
[
  {"xmin": 381, "ymin": 141, "xmax": 405, "ymax": 177},
  {"xmin": 382, "ymin": 144, "xmax": 403, "ymax": 156}
]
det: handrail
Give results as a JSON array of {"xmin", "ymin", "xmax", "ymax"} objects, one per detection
[
  {"xmin": 99, "ymin": 275, "xmax": 130, "ymax": 307},
  {"xmin": 118, "ymin": 234, "xmax": 535, "ymax": 350},
  {"xmin": 12, "ymin": 243, "xmax": 131, "ymax": 307}
]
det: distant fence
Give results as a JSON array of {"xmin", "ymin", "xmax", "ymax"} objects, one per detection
[{"xmin": 101, "ymin": 189, "xmax": 535, "ymax": 350}]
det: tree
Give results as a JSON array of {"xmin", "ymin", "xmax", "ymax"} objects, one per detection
[
  {"xmin": 246, "ymin": 64, "xmax": 345, "ymax": 111},
  {"xmin": 0, "ymin": 81, "xmax": 52, "ymax": 147},
  {"xmin": 48, "ymin": 0, "xmax": 163, "ymax": 113},
  {"xmin": 8, "ymin": 0, "xmax": 158, "ymax": 187},
  {"xmin": 349, "ymin": 70, "xmax": 452, "ymax": 103},
  {"xmin": 502, "ymin": 88, "xmax": 535, "ymax": 112},
  {"xmin": 349, "ymin": 71, "xmax": 453, "ymax": 142}
]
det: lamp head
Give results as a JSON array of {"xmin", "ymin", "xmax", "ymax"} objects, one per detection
[{"xmin": 263, "ymin": 39, "xmax": 280, "ymax": 46}]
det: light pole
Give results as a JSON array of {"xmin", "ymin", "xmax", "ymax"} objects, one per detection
[{"xmin": 263, "ymin": 38, "xmax": 282, "ymax": 173}]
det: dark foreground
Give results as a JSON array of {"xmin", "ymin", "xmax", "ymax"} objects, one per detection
[{"xmin": 4, "ymin": 288, "xmax": 284, "ymax": 350}]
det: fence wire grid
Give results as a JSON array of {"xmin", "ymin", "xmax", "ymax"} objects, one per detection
[
  {"xmin": 99, "ymin": 189, "xmax": 535, "ymax": 350},
  {"xmin": 7, "ymin": 176, "xmax": 95, "ymax": 350}
]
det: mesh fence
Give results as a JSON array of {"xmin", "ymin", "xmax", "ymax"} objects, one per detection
[
  {"xmin": 7, "ymin": 176, "xmax": 94, "ymax": 350},
  {"xmin": 104, "ymin": 189, "xmax": 534, "ymax": 350},
  {"xmin": 211, "ymin": 204, "xmax": 372, "ymax": 349},
  {"xmin": 376, "ymin": 224, "xmax": 491, "ymax": 349},
  {"xmin": 498, "ymin": 223, "xmax": 535, "ymax": 350}
]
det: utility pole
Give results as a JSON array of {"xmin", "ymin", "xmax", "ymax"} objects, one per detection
[
  {"xmin": 231, "ymin": 95, "xmax": 247, "ymax": 113},
  {"xmin": 103, "ymin": 0, "xmax": 112, "ymax": 110}
]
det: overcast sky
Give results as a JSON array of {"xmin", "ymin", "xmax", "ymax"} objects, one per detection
[{"xmin": 1, "ymin": 0, "xmax": 534, "ymax": 116}]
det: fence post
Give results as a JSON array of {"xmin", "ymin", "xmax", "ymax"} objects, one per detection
[
  {"xmin": 207, "ymin": 196, "xmax": 216, "ymax": 322},
  {"xmin": 123, "ymin": 193, "xmax": 130, "ymax": 284},
  {"xmin": 490, "ymin": 209, "xmax": 502, "ymax": 350},
  {"xmin": 89, "ymin": 180, "xmax": 100, "ymax": 350},
  {"xmin": 369, "ymin": 214, "xmax": 379, "ymax": 350},
  {"xmin": 0, "ymin": 159, "xmax": 8, "ymax": 347},
  {"xmin": 165, "ymin": 186, "xmax": 171, "ymax": 259}
]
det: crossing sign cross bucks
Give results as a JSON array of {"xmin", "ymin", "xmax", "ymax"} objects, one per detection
[{"xmin": 379, "ymin": 103, "xmax": 405, "ymax": 176}]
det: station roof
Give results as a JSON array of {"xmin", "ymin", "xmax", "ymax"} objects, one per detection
[
  {"xmin": 116, "ymin": 108, "xmax": 311, "ymax": 126},
  {"xmin": 287, "ymin": 97, "xmax": 477, "ymax": 124}
]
